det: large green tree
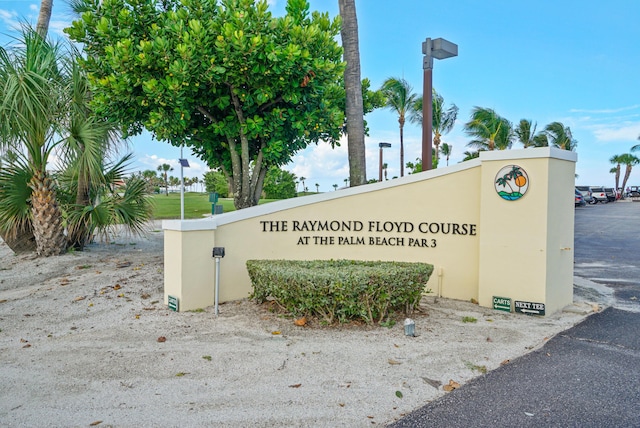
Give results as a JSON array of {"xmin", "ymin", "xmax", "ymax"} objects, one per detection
[
  {"xmin": 67, "ymin": 0, "xmax": 345, "ymax": 209},
  {"xmin": 262, "ymin": 166, "xmax": 297, "ymax": 199},
  {"xmin": 381, "ymin": 77, "xmax": 417, "ymax": 177}
]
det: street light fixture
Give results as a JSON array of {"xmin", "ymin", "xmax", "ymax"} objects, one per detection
[
  {"xmin": 422, "ymin": 37, "xmax": 457, "ymax": 171},
  {"xmin": 179, "ymin": 146, "xmax": 190, "ymax": 220},
  {"xmin": 379, "ymin": 142, "xmax": 391, "ymax": 182}
]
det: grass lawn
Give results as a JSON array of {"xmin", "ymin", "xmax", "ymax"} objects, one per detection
[{"xmin": 149, "ymin": 192, "xmax": 279, "ymax": 219}]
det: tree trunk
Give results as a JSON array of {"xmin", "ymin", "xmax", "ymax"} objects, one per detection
[
  {"xmin": 67, "ymin": 170, "xmax": 92, "ymax": 250},
  {"xmin": 621, "ymin": 165, "xmax": 633, "ymax": 195},
  {"xmin": 30, "ymin": 169, "xmax": 66, "ymax": 256},
  {"xmin": 339, "ymin": 0, "xmax": 366, "ymax": 187},
  {"xmin": 36, "ymin": 0, "xmax": 53, "ymax": 38},
  {"xmin": 0, "ymin": 224, "xmax": 36, "ymax": 254}
]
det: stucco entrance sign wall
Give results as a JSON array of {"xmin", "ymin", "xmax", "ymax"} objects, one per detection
[
  {"xmin": 494, "ymin": 164, "xmax": 529, "ymax": 201},
  {"xmin": 163, "ymin": 147, "xmax": 577, "ymax": 315}
]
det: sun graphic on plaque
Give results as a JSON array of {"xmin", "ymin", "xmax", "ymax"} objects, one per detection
[{"xmin": 494, "ymin": 165, "xmax": 529, "ymax": 201}]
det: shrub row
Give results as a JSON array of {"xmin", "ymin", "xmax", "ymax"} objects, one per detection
[{"xmin": 246, "ymin": 259, "xmax": 433, "ymax": 325}]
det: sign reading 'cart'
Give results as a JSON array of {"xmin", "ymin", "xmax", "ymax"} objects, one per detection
[
  {"xmin": 492, "ymin": 296, "xmax": 512, "ymax": 312},
  {"xmin": 514, "ymin": 300, "xmax": 545, "ymax": 315},
  {"xmin": 168, "ymin": 295, "xmax": 179, "ymax": 312}
]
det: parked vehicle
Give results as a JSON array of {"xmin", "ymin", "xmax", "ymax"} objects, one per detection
[
  {"xmin": 589, "ymin": 186, "xmax": 608, "ymax": 204},
  {"xmin": 575, "ymin": 189, "xmax": 586, "ymax": 207},
  {"xmin": 604, "ymin": 188, "xmax": 617, "ymax": 202},
  {"xmin": 575, "ymin": 186, "xmax": 594, "ymax": 204},
  {"xmin": 628, "ymin": 186, "xmax": 640, "ymax": 197}
]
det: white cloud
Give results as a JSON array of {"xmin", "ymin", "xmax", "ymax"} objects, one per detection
[
  {"xmin": 591, "ymin": 123, "xmax": 640, "ymax": 142},
  {"xmin": 0, "ymin": 9, "xmax": 21, "ymax": 32},
  {"xmin": 569, "ymin": 105, "xmax": 640, "ymax": 114}
]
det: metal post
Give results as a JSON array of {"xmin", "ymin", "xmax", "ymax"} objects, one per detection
[
  {"xmin": 421, "ymin": 37, "xmax": 457, "ymax": 172},
  {"xmin": 422, "ymin": 38, "xmax": 434, "ymax": 172},
  {"xmin": 379, "ymin": 146, "xmax": 383, "ymax": 182},
  {"xmin": 180, "ymin": 146, "xmax": 184, "ymax": 220},
  {"xmin": 214, "ymin": 256, "xmax": 220, "ymax": 316},
  {"xmin": 212, "ymin": 247, "xmax": 225, "ymax": 317}
]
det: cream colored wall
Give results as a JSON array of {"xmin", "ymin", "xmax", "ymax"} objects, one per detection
[
  {"xmin": 163, "ymin": 147, "xmax": 577, "ymax": 315},
  {"xmin": 477, "ymin": 148, "xmax": 576, "ymax": 314},
  {"xmin": 163, "ymin": 228, "xmax": 216, "ymax": 311},
  {"xmin": 213, "ymin": 164, "xmax": 482, "ymax": 302},
  {"xmin": 544, "ymin": 157, "xmax": 575, "ymax": 314}
]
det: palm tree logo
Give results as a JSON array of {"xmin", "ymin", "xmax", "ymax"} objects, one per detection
[{"xmin": 494, "ymin": 165, "xmax": 529, "ymax": 201}]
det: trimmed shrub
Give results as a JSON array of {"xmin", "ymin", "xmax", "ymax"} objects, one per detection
[{"xmin": 246, "ymin": 259, "xmax": 433, "ymax": 324}]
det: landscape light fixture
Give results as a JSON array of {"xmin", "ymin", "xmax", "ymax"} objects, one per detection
[
  {"xmin": 378, "ymin": 142, "xmax": 392, "ymax": 182},
  {"xmin": 422, "ymin": 37, "xmax": 457, "ymax": 171},
  {"xmin": 212, "ymin": 247, "xmax": 226, "ymax": 317}
]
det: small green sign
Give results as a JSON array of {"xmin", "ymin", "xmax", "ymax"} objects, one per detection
[
  {"xmin": 168, "ymin": 295, "xmax": 179, "ymax": 312},
  {"xmin": 493, "ymin": 296, "xmax": 511, "ymax": 312}
]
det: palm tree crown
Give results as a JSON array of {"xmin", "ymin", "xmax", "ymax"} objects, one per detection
[
  {"xmin": 381, "ymin": 77, "xmax": 417, "ymax": 177},
  {"xmin": 464, "ymin": 107, "xmax": 513, "ymax": 151}
]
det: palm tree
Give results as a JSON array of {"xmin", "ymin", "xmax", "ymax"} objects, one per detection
[
  {"xmin": 514, "ymin": 119, "xmax": 548, "ymax": 148},
  {"xmin": 382, "ymin": 163, "xmax": 388, "ymax": 180},
  {"xmin": 59, "ymin": 153, "xmax": 153, "ymax": 249},
  {"xmin": 157, "ymin": 164, "xmax": 173, "ymax": 196},
  {"xmin": 338, "ymin": 0, "xmax": 366, "ymax": 187},
  {"xmin": 619, "ymin": 153, "xmax": 639, "ymax": 196},
  {"xmin": 544, "ymin": 122, "xmax": 577, "ymax": 151},
  {"xmin": 142, "ymin": 169, "xmax": 158, "ymax": 192},
  {"xmin": 0, "ymin": 28, "xmax": 149, "ymax": 254},
  {"xmin": 464, "ymin": 107, "xmax": 513, "ymax": 151},
  {"xmin": 36, "ymin": 0, "xmax": 53, "ymax": 38},
  {"xmin": 440, "ymin": 143, "xmax": 453, "ymax": 166},
  {"xmin": 609, "ymin": 154, "xmax": 625, "ymax": 192},
  {"xmin": 333, "ymin": 184, "xmax": 338, "ymax": 191},
  {"xmin": 462, "ymin": 150, "xmax": 480, "ymax": 161},
  {"xmin": 315, "ymin": 183, "xmax": 319, "ymax": 193},
  {"xmin": 409, "ymin": 90, "xmax": 458, "ymax": 168},
  {"xmin": 0, "ymin": 29, "xmax": 69, "ymax": 256},
  {"xmin": 381, "ymin": 77, "xmax": 417, "ymax": 177}
]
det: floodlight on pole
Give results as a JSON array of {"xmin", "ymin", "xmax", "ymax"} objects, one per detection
[
  {"xmin": 378, "ymin": 142, "xmax": 391, "ymax": 182},
  {"xmin": 422, "ymin": 37, "xmax": 457, "ymax": 171},
  {"xmin": 179, "ymin": 146, "xmax": 190, "ymax": 220}
]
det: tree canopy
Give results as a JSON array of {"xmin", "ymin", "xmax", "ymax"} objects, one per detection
[{"xmin": 66, "ymin": 0, "xmax": 345, "ymax": 208}]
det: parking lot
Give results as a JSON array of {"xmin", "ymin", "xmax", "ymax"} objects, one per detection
[{"xmin": 574, "ymin": 200, "xmax": 640, "ymax": 312}]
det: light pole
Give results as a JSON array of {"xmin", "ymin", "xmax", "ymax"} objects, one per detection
[
  {"xmin": 422, "ymin": 37, "xmax": 457, "ymax": 171},
  {"xmin": 179, "ymin": 146, "xmax": 190, "ymax": 220},
  {"xmin": 379, "ymin": 142, "xmax": 391, "ymax": 181}
]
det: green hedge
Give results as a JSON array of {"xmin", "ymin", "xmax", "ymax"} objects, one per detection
[{"xmin": 246, "ymin": 259, "xmax": 433, "ymax": 324}]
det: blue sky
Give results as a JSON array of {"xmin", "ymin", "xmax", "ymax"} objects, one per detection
[{"xmin": 2, "ymin": 0, "xmax": 640, "ymax": 192}]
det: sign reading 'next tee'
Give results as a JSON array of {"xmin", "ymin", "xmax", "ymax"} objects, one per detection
[
  {"xmin": 259, "ymin": 219, "xmax": 478, "ymax": 248},
  {"xmin": 514, "ymin": 300, "xmax": 545, "ymax": 315}
]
